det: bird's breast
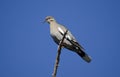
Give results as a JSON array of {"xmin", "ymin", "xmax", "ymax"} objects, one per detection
[{"xmin": 50, "ymin": 25, "xmax": 62, "ymax": 44}]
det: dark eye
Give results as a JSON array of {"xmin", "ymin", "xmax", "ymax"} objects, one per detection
[{"xmin": 46, "ymin": 18, "xmax": 49, "ymax": 20}]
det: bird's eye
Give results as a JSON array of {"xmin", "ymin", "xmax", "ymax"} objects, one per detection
[{"xmin": 46, "ymin": 18, "xmax": 50, "ymax": 20}]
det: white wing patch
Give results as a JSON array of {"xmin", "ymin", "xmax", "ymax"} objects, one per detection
[
  {"xmin": 58, "ymin": 27, "xmax": 64, "ymax": 34},
  {"xmin": 66, "ymin": 34, "xmax": 72, "ymax": 40},
  {"xmin": 58, "ymin": 27, "xmax": 72, "ymax": 40}
]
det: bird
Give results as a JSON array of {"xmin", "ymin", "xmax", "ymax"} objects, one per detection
[{"xmin": 45, "ymin": 16, "xmax": 91, "ymax": 63}]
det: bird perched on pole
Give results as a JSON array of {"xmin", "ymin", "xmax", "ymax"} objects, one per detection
[{"xmin": 44, "ymin": 16, "xmax": 91, "ymax": 63}]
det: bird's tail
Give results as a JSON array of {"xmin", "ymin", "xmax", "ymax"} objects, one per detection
[{"xmin": 77, "ymin": 49, "xmax": 91, "ymax": 63}]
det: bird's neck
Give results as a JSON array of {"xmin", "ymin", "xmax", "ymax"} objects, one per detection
[
  {"xmin": 49, "ymin": 21, "xmax": 57, "ymax": 24},
  {"xmin": 49, "ymin": 21, "xmax": 58, "ymax": 32},
  {"xmin": 50, "ymin": 21, "xmax": 58, "ymax": 27}
]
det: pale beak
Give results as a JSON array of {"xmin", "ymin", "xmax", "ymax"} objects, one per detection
[{"xmin": 41, "ymin": 19, "xmax": 46, "ymax": 24}]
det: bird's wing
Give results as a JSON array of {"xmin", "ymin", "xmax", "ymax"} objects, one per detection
[{"xmin": 57, "ymin": 24, "xmax": 84, "ymax": 50}]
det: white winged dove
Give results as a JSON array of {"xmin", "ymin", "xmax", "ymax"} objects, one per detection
[{"xmin": 45, "ymin": 16, "xmax": 91, "ymax": 63}]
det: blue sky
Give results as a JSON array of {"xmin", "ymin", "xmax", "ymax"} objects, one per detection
[{"xmin": 0, "ymin": 0, "xmax": 120, "ymax": 77}]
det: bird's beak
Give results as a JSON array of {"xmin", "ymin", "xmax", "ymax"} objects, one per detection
[{"xmin": 41, "ymin": 19, "xmax": 46, "ymax": 24}]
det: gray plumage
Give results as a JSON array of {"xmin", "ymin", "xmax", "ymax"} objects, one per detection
[{"xmin": 45, "ymin": 16, "xmax": 91, "ymax": 63}]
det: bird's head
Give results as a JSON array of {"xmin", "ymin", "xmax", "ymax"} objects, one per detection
[{"xmin": 45, "ymin": 16, "xmax": 56, "ymax": 24}]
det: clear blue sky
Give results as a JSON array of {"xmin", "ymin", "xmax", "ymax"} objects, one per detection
[{"xmin": 0, "ymin": 0, "xmax": 120, "ymax": 77}]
